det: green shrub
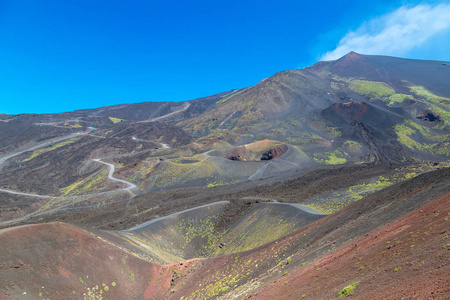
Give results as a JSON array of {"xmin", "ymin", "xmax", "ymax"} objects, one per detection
[{"xmin": 338, "ymin": 281, "xmax": 359, "ymax": 297}]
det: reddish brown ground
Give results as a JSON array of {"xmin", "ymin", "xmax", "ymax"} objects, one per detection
[
  {"xmin": 333, "ymin": 101, "xmax": 368, "ymax": 121},
  {"xmin": 1, "ymin": 168, "xmax": 449, "ymax": 299},
  {"xmin": 170, "ymin": 168, "xmax": 450, "ymax": 299},
  {"xmin": 253, "ymin": 192, "xmax": 450, "ymax": 299},
  {"xmin": 0, "ymin": 222, "xmax": 204, "ymax": 299}
]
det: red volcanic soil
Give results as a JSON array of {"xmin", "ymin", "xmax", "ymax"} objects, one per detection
[
  {"xmin": 171, "ymin": 168, "xmax": 450, "ymax": 299},
  {"xmin": 224, "ymin": 140, "xmax": 288, "ymax": 161},
  {"xmin": 254, "ymin": 190, "xmax": 450, "ymax": 299},
  {"xmin": 0, "ymin": 222, "xmax": 204, "ymax": 299},
  {"xmin": 1, "ymin": 168, "xmax": 449, "ymax": 299},
  {"xmin": 333, "ymin": 101, "xmax": 368, "ymax": 121}
]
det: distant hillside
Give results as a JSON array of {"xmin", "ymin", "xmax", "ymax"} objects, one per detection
[{"xmin": 1, "ymin": 52, "xmax": 449, "ymax": 226}]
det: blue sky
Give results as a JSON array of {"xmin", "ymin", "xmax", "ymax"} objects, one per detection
[{"xmin": 1, "ymin": 0, "xmax": 449, "ymax": 114}]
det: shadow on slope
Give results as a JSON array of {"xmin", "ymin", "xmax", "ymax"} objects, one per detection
[
  {"xmin": 98, "ymin": 201, "xmax": 324, "ymax": 264},
  {"xmin": 1, "ymin": 168, "xmax": 448, "ymax": 299},
  {"xmin": 175, "ymin": 167, "xmax": 450, "ymax": 299}
]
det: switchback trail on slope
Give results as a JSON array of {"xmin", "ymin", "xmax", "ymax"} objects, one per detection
[
  {"xmin": 0, "ymin": 128, "xmax": 93, "ymax": 168},
  {"xmin": 0, "ymin": 159, "xmax": 138, "ymax": 226},
  {"xmin": 92, "ymin": 159, "xmax": 137, "ymax": 197},
  {"xmin": 137, "ymin": 103, "xmax": 190, "ymax": 123}
]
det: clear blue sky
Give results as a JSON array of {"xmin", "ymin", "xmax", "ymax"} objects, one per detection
[{"xmin": 1, "ymin": 0, "xmax": 449, "ymax": 114}]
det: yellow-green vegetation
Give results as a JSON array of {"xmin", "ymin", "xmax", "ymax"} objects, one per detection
[
  {"xmin": 308, "ymin": 118, "xmax": 342, "ymax": 139},
  {"xmin": 139, "ymin": 163, "xmax": 156, "ymax": 179},
  {"xmin": 395, "ymin": 122, "xmax": 422, "ymax": 150},
  {"xmin": 331, "ymin": 74, "xmax": 356, "ymax": 83},
  {"xmin": 109, "ymin": 117, "xmax": 124, "ymax": 124},
  {"xmin": 348, "ymin": 172, "xmax": 418, "ymax": 194},
  {"xmin": 394, "ymin": 120, "xmax": 450, "ymax": 156},
  {"xmin": 118, "ymin": 232, "xmax": 184, "ymax": 264},
  {"xmin": 304, "ymin": 167, "xmax": 426, "ymax": 214},
  {"xmin": 215, "ymin": 217, "xmax": 297, "ymax": 255},
  {"xmin": 386, "ymin": 93, "xmax": 413, "ymax": 106},
  {"xmin": 313, "ymin": 150, "xmax": 347, "ymax": 165},
  {"xmin": 410, "ymin": 86, "xmax": 450, "ymax": 104},
  {"xmin": 176, "ymin": 215, "xmax": 226, "ymax": 253},
  {"xmin": 288, "ymin": 131, "xmax": 329, "ymax": 147},
  {"xmin": 351, "ymin": 80, "xmax": 395, "ymax": 99},
  {"xmin": 186, "ymin": 253, "xmax": 262, "ymax": 300},
  {"xmin": 304, "ymin": 200, "xmax": 353, "ymax": 215},
  {"xmin": 32, "ymin": 191, "xmax": 130, "ymax": 220},
  {"xmin": 338, "ymin": 281, "xmax": 359, "ymax": 297},
  {"xmin": 170, "ymin": 157, "xmax": 202, "ymax": 164},
  {"xmin": 206, "ymin": 181, "xmax": 230, "ymax": 188},
  {"xmin": 144, "ymin": 157, "xmax": 221, "ymax": 189},
  {"xmin": 188, "ymin": 274, "xmax": 240, "ymax": 299},
  {"xmin": 409, "ymin": 86, "xmax": 450, "ymax": 127},
  {"xmin": 216, "ymin": 90, "xmax": 244, "ymax": 105},
  {"xmin": 180, "ymin": 89, "xmax": 268, "ymax": 136},
  {"xmin": 205, "ymin": 179, "xmax": 239, "ymax": 188},
  {"xmin": 60, "ymin": 171, "xmax": 106, "ymax": 196},
  {"xmin": 343, "ymin": 141, "xmax": 362, "ymax": 153},
  {"xmin": 23, "ymin": 139, "xmax": 77, "ymax": 162},
  {"xmin": 82, "ymin": 281, "xmax": 116, "ymax": 300}
]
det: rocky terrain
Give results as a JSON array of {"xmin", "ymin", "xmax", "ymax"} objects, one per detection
[
  {"xmin": 0, "ymin": 52, "xmax": 449, "ymax": 299},
  {"xmin": 1, "ymin": 166, "xmax": 448, "ymax": 299}
]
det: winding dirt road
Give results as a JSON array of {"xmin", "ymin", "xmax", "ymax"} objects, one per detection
[
  {"xmin": 92, "ymin": 159, "xmax": 137, "ymax": 197},
  {"xmin": 0, "ymin": 188, "xmax": 56, "ymax": 199},
  {"xmin": 0, "ymin": 128, "xmax": 93, "ymax": 168},
  {"xmin": 0, "ymin": 130, "xmax": 137, "ymax": 200},
  {"xmin": 138, "ymin": 102, "xmax": 190, "ymax": 123},
  {"xmin": 131, "ymin": 137, "xmax": 170, "ymax": 149}
]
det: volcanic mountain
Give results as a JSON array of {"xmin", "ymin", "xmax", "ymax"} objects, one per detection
[{"xmin": 0, "ymin": 53, "xmax": 449, "ymax": 299}]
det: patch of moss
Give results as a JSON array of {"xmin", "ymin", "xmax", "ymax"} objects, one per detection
[
  {"xmin": 386, "ymin": 93, "xmax": 413, "ymax": 106},
  {"xmin": 343, "ymin": 141, "xmax": 362, "ymax": 153},
  {"xmin": 308, "ymin": 117, "xmax": 341, "ymax": 139},
  {"xmin": 394, "ymin": 120, "xmax": 450, "ymax": 156},
  {"xmin": 60, "ymin": 171, "xmax": 106, "ymax": 196},
  {"xmin": 145, "ymin": 156, "xmax": 221, "ymax": 189},
  {"xmin": 216, "ymin": 217, "xmax": 297, "ymax": 255},
  {"xmin": 176, "ymin": 215, "xmax": 226, "ymax": 254},
  {"xmin": 313, "ymin": 150, "xmax": 347, "ymax": 165},
  {"xmin": 304, "ymin": 167, "xmax": 424, "ymax": 214},
  {"xmin": 23, "ymin": 139, "xmax": 77, "ymax": 162},
  {"xmin": 338, "ymin": 281, "xmax": 359, "ymax": 297},
  {"xmin": 109, "ymin": 117, "xmax": 124, "ymax": 124},
  {"xmin": 351, "ymin": 80, "xmax": 395, "ymax": 99},
  {"xmin": 409, "ymin": 85, "xmax": 450, "ymax": 127}
]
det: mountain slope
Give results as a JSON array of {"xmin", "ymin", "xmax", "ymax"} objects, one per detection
[
  {"xmin": 1, "ymin": 166, "xmax": 448, "ymax": 299},
  {"xmin": 179, "ymin": 52, "xmax": 450, "ymax": 166},
  {"xmin": 1, "ymin": 52, "xmax": 450, "ymax": 231},
  {"xmin": 1, "ymin": 52, "xmax": 450, "ymax": 299}
]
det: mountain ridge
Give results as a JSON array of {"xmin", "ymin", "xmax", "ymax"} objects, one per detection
[{"xmin": 1, "ymin": 52, "xmax": 450, "ymax": 299}]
